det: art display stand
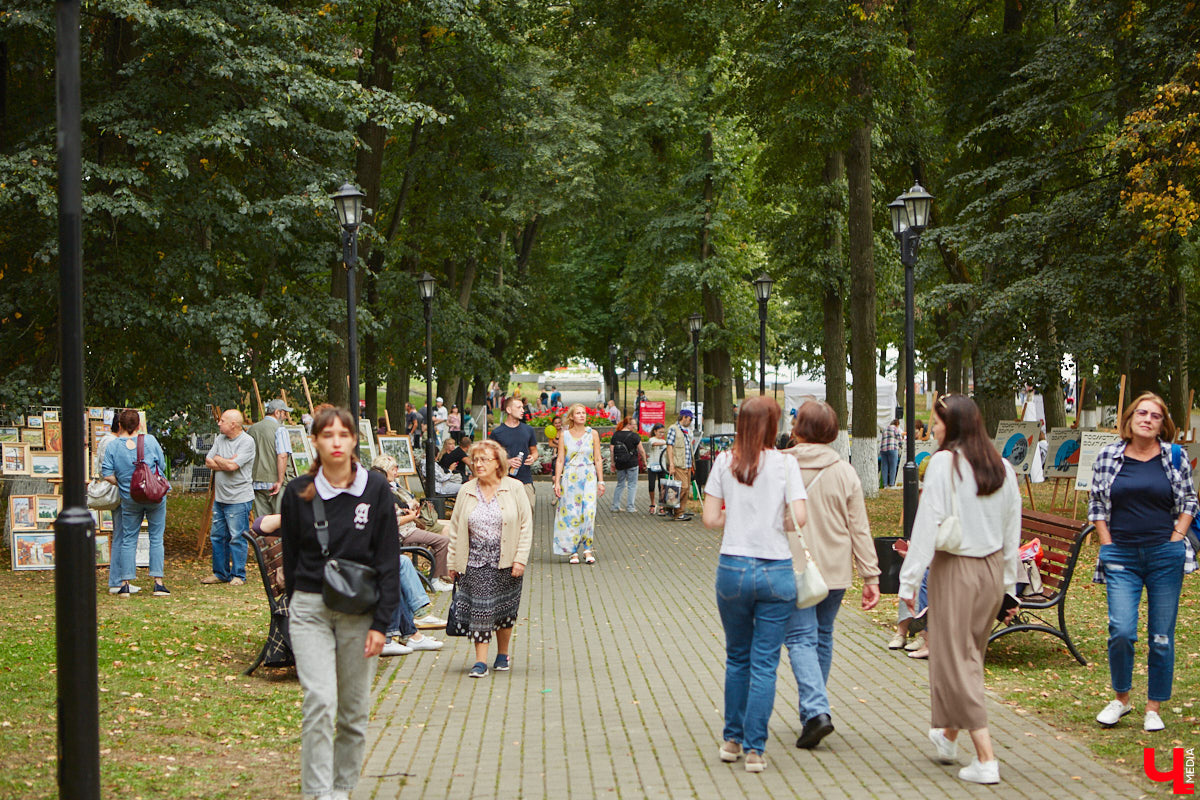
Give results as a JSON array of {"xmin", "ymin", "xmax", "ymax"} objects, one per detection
[{"xmin": 1047, "ymin": 477, "xmax": 1080, "ymax": 518}]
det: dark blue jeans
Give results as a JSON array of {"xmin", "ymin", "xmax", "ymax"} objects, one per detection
[
  {"xmin": 1100, "ymin": 539, "xmax": 1185, "ymax": 701},
  {"xmin": 880, "ymin": 449, "xmax": 899, "ymax": 487},
  {"xmin": 716, "ymin": 555, "xmax": 796, "ymax": 754}
]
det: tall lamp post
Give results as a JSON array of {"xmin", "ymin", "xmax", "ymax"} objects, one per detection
[
  {"xmin": 753, "ymin": 273, "xmax": 773, "ymax": 396},
  {"xmin": 55, "ymin": 1, "xmax": 100, "ymax": 796},
  {"xmin": 622, "ymin": 353, "xmax": 630, "ymax": 415},
  {"xmin": 608, "ymin": 343, "xmax": 618, "ymax": 405},
  {"xmin": 888, "ymin": 182, "xmax": 934, "ymax": 539},
  {"xmin": 634, "ymin": 348, "xmax": 646, "ymax": 430},
  {"xmin": 688, "ymin": 313, "xmax": 702, "ymax": 434},
  {"xmin": 417, "ymin": 272, "xmax": 436, "ymax": 500},
  {"xmin": 331, "ymin": 182, "xmax": 366, "ymax": 440}
]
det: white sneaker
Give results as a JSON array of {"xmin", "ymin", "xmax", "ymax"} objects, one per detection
[
  {"xmin": 1144, "ymin": 711, "xmax": 1165, "ymax": 732},
  {"xmin": 430, "ymin": 578, "xmax": 454, "ymax": 593},
  {"xmin": 380, "ymin": 640, "xmax": 412, "ymax": 657},
  {"xmin": 958, "ymin": 758, "xmax": 999, "ymax": 784},
  {"xmin": 108, "ymin": 584, "xmax": 140, "ymax": 594},
  {"xmin": 1096, "ymin": 699, "xmax": 1133, "ymax": 727},
  {"xmin": 887, "ymin": 632, "xmax": 907, "ymax": 650},
  {"xmin": 928, "ymin": 728, "xmax": 957, "ymax": 764},
  {"xmin": 407, "ymin": 635, "xmax": 444, "ymax": 651},
  {"xmin": 415, "ymin": 614, "xmax": 447, "ymax": 629}
]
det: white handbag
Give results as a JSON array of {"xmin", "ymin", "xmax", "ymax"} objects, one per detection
[
  {"xmin": 934, "ymin": 462, "xmax": 963, "ymax": 552},
  {"xmin": 786, "ymin": 464, "xmax": 829, "ymax": 609},
  {"xmin": 87, "ymin": 478, "xmax": 122, "ymax": 511}
]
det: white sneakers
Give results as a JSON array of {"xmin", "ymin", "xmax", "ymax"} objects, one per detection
[
  {"xmin": 1096, "ymin": 699, "xmax": 1133, "ymax": 727},
  {"xmin": 381, "ymin": 640, "xmax": 412, "ymax": 657},
  {"xmin": 958, "ymin": 758, "xmax": 1000, "ymax": 784},
  {"xmin": 408, "ymin": 634, "xmax": 444, "ymax": 651},
  {"xmin": 1144, "ymin": 710, "xmax": 1165, "ymax": 732},
  {"xmin": 928, "ymin": 729, "xmax": 957, "ymax": 764},
  {"xmin": 887, "ymin": 632, "xmax": 907, "ymax": 650},
  {"xmin": 430, "ymin": 578, "xmax": 454, "ymax": 593},
  {"xmin": 415, "ymin": 614, "xmax": 447, "ymax": 629}
]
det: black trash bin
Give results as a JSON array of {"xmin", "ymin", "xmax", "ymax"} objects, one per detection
[
  {"xmin": 693, "ymin": 458, "xmax": 711, "ymax": 492},
  {"xmin": 874, "ymin": 536, "xmax": 904, "ymax": 595}
]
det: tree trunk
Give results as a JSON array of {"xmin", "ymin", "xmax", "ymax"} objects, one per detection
[
  {"xmin": 735, "ymin": 370, "xmax": 746, "ymax": 402},
  {"xmin": 1169, "ymin": 270, "xmax": 1189, "ymax": 434},
  {"xmin": 384, "ymin": 363, "xmax": 410, "ymax": 435},
  {"xmin": 847, "ymin": 120, "xmax": 878, "ymax": 496},
  {"xmin": 698, "ymin": 127, "xmax": 734, "ymax": 429}
]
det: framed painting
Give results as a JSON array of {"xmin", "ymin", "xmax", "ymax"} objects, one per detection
[
  {"xmin": 88, "ymin": 407, "xmax": 105, "ymax": 420},
  {"xmin": 26, "ymin": 414, "xmax": 44, "ymax": 429},
  {"xmin": 13, "ymin": 532, "xmax": 56, "ymax": 570},
  {"xmin": 0, "ymin": 426, "xmax": 19, "ymax": 442},
  {"xmin": 2, "ymin": 442, "xmax": 30, "ymax": 475},
  {"xmin": 30, "ymin": 452, "xmax": 63, "ymax": 478},
  {"xmin": 9, "ymin": 495, "xmax": 37, "ymax": 530},
  {"xmin": 36, "ymin": 495, "xmax": 62, "ymax": 526},
  {"xmin": 42, "ymin": 410, "xmax": 60, "ymax": 423},
  {"xmin": 291, "ymin": 450, "xmax": 313, "ymax": 477},
  {"xmin": 284, "ymin": 425, "xmax": 313, "ymax": 459},
  {"xmin": 95, "ymin": 534, "xmax": 111, "ymax": 567},
  {"xmin": 43, "ymin": 422, "xmax": 63, "ymax": 453},
  {"xmin": 378, "ymin": 435, "xmax": 416, "ymax": 476},
  {"xmin": 21, "ymin": 428, "xmax": 45, "ymax": 449},
  {"xmin": 99, "ymin": 509, "xmax": 114, "ymax": 532},
  {"xmin": 358, "ymin": 419, "xmax": 378, "ymax": 463},
  {"xmin": 135, "ymin": 531, "xmax": 150, "ymax": 567}
]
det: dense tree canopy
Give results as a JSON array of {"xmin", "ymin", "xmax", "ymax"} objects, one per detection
[{"xmin": 2, "ymin": 0, "xmax": 1198, "ymax": 456}]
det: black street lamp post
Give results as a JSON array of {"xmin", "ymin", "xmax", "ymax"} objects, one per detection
[
  {"xmin": 55, "ymin": 2, "xmax": 100, "ymax": 796},
  {"xmin": 418, "ymin": 272, "xmax": 436, "ymax": 500},
  {"xmin": 688, "ymin": 313, "xmax": 702, "ymax": 434},
  {"xmin": 634, "ymin": 348, "xmax": 646, "ymax": 429},
  {"xmin": 622, "ymin": 354, "xmax": 629, "ymax": 416},
  {"xmin": 608, "ymin": 344, "xmax": 618, "ymax": 405},
  {"xmin": 753, "ymin": 273, "xmax": 773, "ymax": 396},
  {"xmin": 331, "ymin": 182, "xmax": 366, "ymax": 441},
  {"xmin": 889, "ymin": 182, "xmax": 934, "ymax": 539}
]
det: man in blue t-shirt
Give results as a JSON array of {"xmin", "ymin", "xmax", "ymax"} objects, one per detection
[
  {"xmin": 489, "ymin": 396, "xmax": 540, "ymax": 510},
  {"xmin": 549, "ymin": 386, "xmax": 562, "ymax": 408}
]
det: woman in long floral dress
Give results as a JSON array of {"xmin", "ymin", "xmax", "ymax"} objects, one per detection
[{"xmin": 553, "ymin": 403, "xmax": 607, "ymax": 563}]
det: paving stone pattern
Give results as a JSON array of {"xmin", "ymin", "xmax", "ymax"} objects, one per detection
[{"xmin": 354, "ymin": 484, "xmax": 1146, "ymax": 799}]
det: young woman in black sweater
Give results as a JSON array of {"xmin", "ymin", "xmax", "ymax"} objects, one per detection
[{"xmin": 280, "ymin": 407, "xmax": 399, "ymax": 800}]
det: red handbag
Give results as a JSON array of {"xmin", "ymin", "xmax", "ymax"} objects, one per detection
[{"xmin": 130, "ymin": 434, "xmax": 169, "ymax": 504}]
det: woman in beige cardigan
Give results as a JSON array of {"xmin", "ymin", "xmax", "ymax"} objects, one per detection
[
  {"xmin": 783, "ymin": 402, "xmax": 881, "ymax": 749},
  {"xmin": 447, "ymin": 439, "xmax": 533, "ymax": 678}
]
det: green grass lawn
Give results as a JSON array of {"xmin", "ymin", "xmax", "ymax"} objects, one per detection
[{"xmin": 0, "ymin": 479, "xmax": 1192, "ymax": 796}]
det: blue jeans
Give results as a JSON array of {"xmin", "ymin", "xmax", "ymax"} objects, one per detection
[
  {"xmin": 611, "ymin": 467, "xmax": 638, "ymax": 511},
  {"xmin": 880, "ymin": 449, "xmax": 899, "ymax": 487},
  {"xmin": 119, "ymin": 497, "xmax": 166, "ymax": 579},
  {"xmin": 107, "ymin": 505, "xmax": 129, "ymax": 589},
  {"xmin": 716, "ymin": 555, "xmax": 797, "ymax": 754},
  {"xmin": 398, "ymin": 557, "xmax": 430, "ymax": 616},
  {"xmin": 785, "ymin": 589, "xmax": 846, "ymax": 723},
  {"xmin": 1101, "ymin": 540, "xmax": 1185, "ymax": 701},
  {"xmin": 897, "ymin": 570, "xmax": 929, "ymax": 623},
  {"xmin": 210, "ymin": 500, "xmax": 252, "ymax": 582}
]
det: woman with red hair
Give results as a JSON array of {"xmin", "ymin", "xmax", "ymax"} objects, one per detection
[{"xmin": 702, "ymin": 395, "xmax": 807, "ymax": 774}]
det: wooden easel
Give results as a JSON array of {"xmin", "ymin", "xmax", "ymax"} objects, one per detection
[
  {"xmin": 251, "ymin": 379, "xmax": 265, "ymax": 421},
  {"xmin": 197, "ymin": 403, "xmax": 221, "ymax": 558},
  {"xmin": 1022, "ymin": 475, "xmax": 1036, "ymax": 510},
  {"xmin": 301, "ymin": 376, "xmax": 316, "ymax": 416},
  {"xmin": 1047, "ymin": 477, "xmax": 1080, "ymax": 517}
]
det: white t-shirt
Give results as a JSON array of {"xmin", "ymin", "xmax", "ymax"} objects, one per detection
[{"xmin": 705, "ymin": 450, "xmax": 806, "ymax": 560}]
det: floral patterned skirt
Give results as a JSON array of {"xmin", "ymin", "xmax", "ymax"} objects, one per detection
[{"xmin": 553, "ymin": 464, "xmax": 597, "ymax": 555}]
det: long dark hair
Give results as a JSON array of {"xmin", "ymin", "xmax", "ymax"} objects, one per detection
[
  {"xmin": 935, "ymin": 394, "xmax": 1006, "ymax": 495},
  {"xmin": 297, "ymin": 406, "xmax": 359, "ymax": 501},
  {"xmin": 730, "ymin": 395, "xmax": 781, "ymax": 485}
]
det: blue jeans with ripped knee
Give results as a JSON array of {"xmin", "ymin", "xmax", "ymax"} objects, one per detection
[{"xmin": 1100, "ymin": 539, "xmax": 1185, "ymax": 702}]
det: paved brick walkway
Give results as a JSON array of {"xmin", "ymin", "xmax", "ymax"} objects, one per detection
[{"xmin": 353, "ymin": 483, "xmax": 1146, "ymax": 798}]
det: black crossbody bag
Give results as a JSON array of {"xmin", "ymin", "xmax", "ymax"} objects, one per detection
[{"xmin": 312, "ymin": 494, "xmax": 379, "ymax": 615}]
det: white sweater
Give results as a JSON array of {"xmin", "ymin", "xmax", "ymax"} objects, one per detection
[{"xmin": 898, "ymin": 450, "xmax": 1022, "ymax": 599}]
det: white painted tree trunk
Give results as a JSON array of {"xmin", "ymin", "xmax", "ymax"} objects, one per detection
[
  {"xmin": 830, "ymin": 430, "xmax": 851, "ymax": 462},
  {"xmin": 852, "ymin": 436, "xmax": 879, "ymax": 499}
]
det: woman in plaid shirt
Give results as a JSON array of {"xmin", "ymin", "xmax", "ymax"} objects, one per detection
[{"xmin": 1089, "ymin": 391, "xmax": 1198, "ymax": 733}]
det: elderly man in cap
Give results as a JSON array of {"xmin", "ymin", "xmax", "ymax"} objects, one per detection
[
  {"xmin": 664, "ymin": 408, "xmax": 697, "ymax": 521},
  {"xmin": 248, "ymin": 399, "xmax": 293, "ymax": 518}
]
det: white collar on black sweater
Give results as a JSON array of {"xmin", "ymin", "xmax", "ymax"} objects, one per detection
[{"xmin": 315, "ymin": 465, "xmax": 368, "ymax": 500}]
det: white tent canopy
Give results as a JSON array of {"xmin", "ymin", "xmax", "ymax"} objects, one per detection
[{"xmin": 783, "ymin": 378, "xmax": 897, "ymax": 432}]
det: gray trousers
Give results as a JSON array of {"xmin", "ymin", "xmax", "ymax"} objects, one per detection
[
  {"xmin": 289, "ymin": 592, "xmax": 378, "ymax": 798},
  {"xmin": 253, "ymin": 488, "xmax": 281, "ymax": 519}
]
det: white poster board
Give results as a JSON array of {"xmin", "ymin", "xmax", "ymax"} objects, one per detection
[
  {"xmin": 1044, "ymin": 428, "xmax": 1082, "ymax": 479},
  {"xmin": 1074, "ymin": 431, "xmax": 1121, "ymax": 491},
  {"xmin": 914, "ymin": 439, "xmax": 938, "ymax": 473},
  {"xmin": 993, "ymin": 421, "xmax": 1040, "ymax": 475}
]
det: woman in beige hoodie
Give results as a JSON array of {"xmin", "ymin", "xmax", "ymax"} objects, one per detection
[{"xmin": 783, "ymin": 401, "xmax": 881, "ymax": 749}]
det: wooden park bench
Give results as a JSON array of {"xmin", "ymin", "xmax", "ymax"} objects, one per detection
[
  {"xmin": 987, "ymin": 509, "xmax": 1093, "ymax": 666},
  {"xmin": 244, "ymin": 529, "xmax": 438, "ymax": 676}
]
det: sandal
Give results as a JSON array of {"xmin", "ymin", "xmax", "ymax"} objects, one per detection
[
  {"xmin": 584, "ymin": 551, "xmax": 596, "ymax": 564},
  {"xmin": 569, "ymin": 554, "xmax": 580, "ymax": 565},
  {"xmin": 649, "ymin": 505, "xmax": 657, "ymax": 515}
]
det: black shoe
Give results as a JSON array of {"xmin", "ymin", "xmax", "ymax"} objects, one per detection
[{"xmin": 796, "ymin": 713, "xmax": 835, "ymax": 749}]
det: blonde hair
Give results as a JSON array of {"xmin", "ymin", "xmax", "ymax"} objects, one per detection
[
  {"xmin": 469, "ymin": 439, "xmax": 509, "ymax": 478},
  {"xmin": 1118, "ymin": 391, "xmax": 1176, "ymax": 442},
  {"xmin": 371, "ymin": 454, "xmax": 398, "ymax": 473},
  {"xmin": 565, "ymin": 403, "xmax": 588, "ymax": 428}
]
